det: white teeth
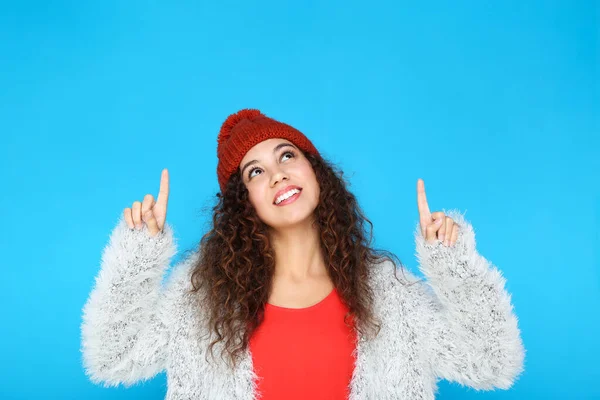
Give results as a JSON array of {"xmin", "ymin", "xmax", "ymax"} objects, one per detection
[{"xmin": 275, "ymin": 189, "xmax": 300, "ymax": 204}]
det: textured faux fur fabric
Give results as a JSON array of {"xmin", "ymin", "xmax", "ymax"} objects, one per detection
[{"xmin": 80, "ymin": 209, "xmax": 525, "ymax": 399}]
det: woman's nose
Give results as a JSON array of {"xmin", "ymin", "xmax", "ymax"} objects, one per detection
[{"xmin": 270, "ymin": 169, "xmax": 289, "ymax": 187}]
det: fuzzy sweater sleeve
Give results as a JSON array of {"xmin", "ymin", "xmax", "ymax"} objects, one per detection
[
  {"xmin": 414, "ymin": 209, "xmax": 525, "ymax": 390},
  {"xmin": 80, "ymin": 216, "xmax": 178, "ymax": 387}
]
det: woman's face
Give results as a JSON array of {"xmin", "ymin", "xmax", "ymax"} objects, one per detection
[{"xmin": 239, "ymin": 138, "xmax": 320, "ymax": 230}]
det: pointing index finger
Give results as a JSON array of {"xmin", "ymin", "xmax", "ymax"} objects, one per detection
[
  {"xmin": 157, "ymin": 168, "xmax": 169, "ymax": 206},
  {"xmin": 417, "ymin": 178, "xmax": 431, "ymax": 219}
]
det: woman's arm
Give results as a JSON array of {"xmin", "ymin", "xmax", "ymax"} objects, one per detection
[
  {"xmin": 80, "ymin": 216, "xmax": 178, "ymax": 387},
  {"xmin": 414, "ymin": 209, "xmax": 525, "ymax": 390}
]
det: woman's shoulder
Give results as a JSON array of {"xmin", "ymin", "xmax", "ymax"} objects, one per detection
[
  {"xmin": 368, "ymin": 258, "xmax": 422, "ymax": 290},
  {"xmin": 368, "ymin": 258, "xmax": 433, "ymax": 309},
  {"xmin": 159, "ymin": 249, "xmax": 213, "ymax": 335},
  {"xmin": 162, "ymin": 249, "xmax": 202, "ymax": 304}
]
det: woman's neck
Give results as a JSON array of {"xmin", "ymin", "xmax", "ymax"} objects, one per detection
[{"xmin": 270, "ymin": 222, "xmax": 327, "ymax": 282}]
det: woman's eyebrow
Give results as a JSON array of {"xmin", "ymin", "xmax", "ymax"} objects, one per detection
[{"xmin": 240, "ymin": 143, "xmax": 298, "ymax": 177}]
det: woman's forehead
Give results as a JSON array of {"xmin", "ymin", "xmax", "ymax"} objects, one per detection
[{"xmin": 240, "ymin": 138, "xmax": 295, "ymax": 164}]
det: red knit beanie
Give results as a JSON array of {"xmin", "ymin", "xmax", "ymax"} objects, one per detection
[{"xmin": 216, "ymin": 109, "xmax": 320, "ymax": 193}]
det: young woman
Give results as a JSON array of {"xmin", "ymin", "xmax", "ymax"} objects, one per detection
[{"xmin": 81, "ymin": 109, "xmax": 525, "ymax": 399}]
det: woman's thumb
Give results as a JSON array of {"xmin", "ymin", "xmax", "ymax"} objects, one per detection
[{"xmin": 143, "ymin": 208, "xmax": 161, "ymax": 236}]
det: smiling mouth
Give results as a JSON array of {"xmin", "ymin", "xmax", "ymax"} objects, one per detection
[{"xmin": 273, "ymin": 188, "xmax": 302, "ymax": 205}]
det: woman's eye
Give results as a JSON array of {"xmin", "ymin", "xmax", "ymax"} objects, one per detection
[
  {"xmin": 281, "ymin": 151, "xmax": 295, "ymax": 161},
  {"xmin": 248, "ymin": 151, "xmax": 295, "ymax": 180},
  {"xmin": 248, "ymin": 167, "xmax": 261, "ymax": 179}
]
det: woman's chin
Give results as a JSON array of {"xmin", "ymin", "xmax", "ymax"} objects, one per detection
[{"xmin": 264, "ymin": 206, "xmax": 317, "ymax": 230}]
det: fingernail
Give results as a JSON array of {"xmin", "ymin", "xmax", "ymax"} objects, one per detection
[{"xmin": 439, "ymin": 234, "xmax": 445, "ymax": 242}]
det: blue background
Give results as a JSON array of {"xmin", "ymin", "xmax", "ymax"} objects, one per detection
[{"xmin": 1, "ymin": 1, "xmax": 598, "ymax": 399}]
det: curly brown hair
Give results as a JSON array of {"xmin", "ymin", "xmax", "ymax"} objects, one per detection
[{"xmin": 189, "ymin": 150, "xmax": 415, "ymax": 369}]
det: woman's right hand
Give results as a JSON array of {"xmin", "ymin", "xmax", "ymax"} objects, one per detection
[{"xmin": 124, "ymin": 169, "xmax": 170, "ymax": 237}]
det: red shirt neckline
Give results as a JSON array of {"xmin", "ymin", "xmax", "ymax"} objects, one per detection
[
  {"xmin": 265, "ymin": 288, "xmax": 337, "ymax": 312},
  {"xmin": 250, "ymin": 286, "xmax": 356, "ymax": 400}
]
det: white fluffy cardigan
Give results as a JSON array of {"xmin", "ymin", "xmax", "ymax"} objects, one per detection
[{"xmin": 80, "ymin": 209, "xmax": 525, "ymax": 399}]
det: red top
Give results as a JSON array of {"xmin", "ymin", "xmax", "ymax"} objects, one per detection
[{"xmin": 249, "ymin": 288, "xmax": 358, "ymax": 400}]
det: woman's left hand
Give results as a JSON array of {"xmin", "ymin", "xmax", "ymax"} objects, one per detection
[{"xmin": 417, "ymin": 179, "xmax": 459, "ymax": 247}]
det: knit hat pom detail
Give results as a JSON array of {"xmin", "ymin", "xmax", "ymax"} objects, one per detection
[{"xmin": 218, "ymin": 108, "xmax": 263, "ymax": 146}]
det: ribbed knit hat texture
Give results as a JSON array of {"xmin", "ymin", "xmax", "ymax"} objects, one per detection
[{"xmin": 216, "ymin": 109, "xmax": 320, "ymax": 193}]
